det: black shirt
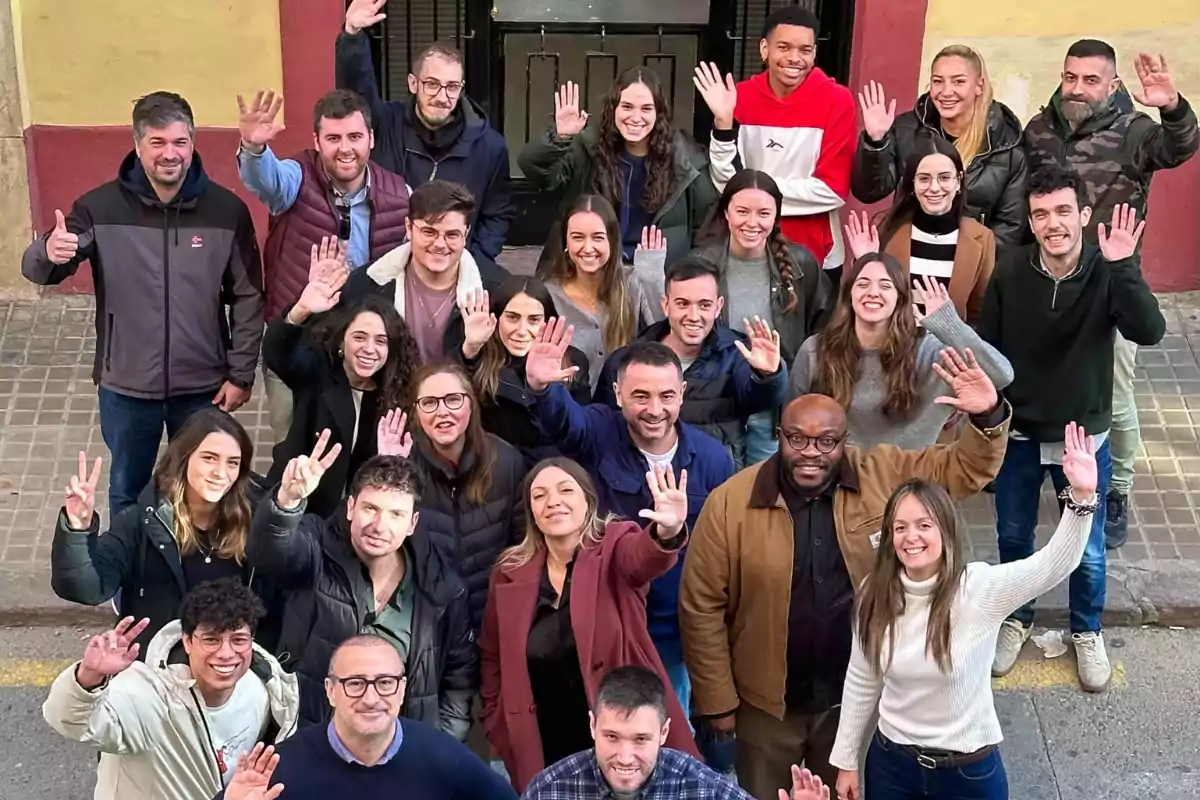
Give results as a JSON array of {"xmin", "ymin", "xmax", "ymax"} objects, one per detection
[
  {"xmin": 526, "ymin": 556, "xmax": 593, "ymax": 766},
  {"xmin": 180, "ymin": 528, "xmax": 243, "ymax": 589},
  {"xmin": 778, "ymin": 461, "xmax": 857, "ymax": 714}
]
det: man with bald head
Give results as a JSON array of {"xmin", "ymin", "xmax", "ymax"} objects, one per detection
[
  {"xmin": 219, "ymin": 635, "xmax": 515, "ymax": 800},
  {"xmin": 680, "ymin": 349, "xmax": 1010, "ymax": 799}
]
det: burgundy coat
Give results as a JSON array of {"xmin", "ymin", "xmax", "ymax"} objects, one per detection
[
  {"xmin": 261, "ymin": 150, "xmax": 409, "ymax": 320},
  {"xmin": 479, "ymin": 521, "xmax": 700, "ymax": 792}
]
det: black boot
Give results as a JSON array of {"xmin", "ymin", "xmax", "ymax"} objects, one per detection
[{"xmin": 1105, "ymin": 490, "xmax": 1128, "ymax": 550}]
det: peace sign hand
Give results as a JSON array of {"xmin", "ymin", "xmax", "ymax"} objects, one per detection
[
  {"xmin": 460, "ymin": 288, "xmax": 497, "ymax": 357},
  {"xmin": 912, "ymin": 274, "xmax": 954, "ymax": 325},
  {"xmin": 236, "ymin": 89, "xmax": 286, "ymax": 151},
  {"xmin": 639, "ymin": 467, "xmax": 688, "ymax": 540},
  {"xmin": 524, "ymin": 317, "xmax": 579, "ymax": 392},
  {"xmin": 226, "ymin": 744, "xmax": 285, "ymax": 800},
  {"xmin": 734, "ymin": 316, "xmax": 782, "ymax": 374},
  {"xmin": 693, "ymin": 62, "xmax": 738, "ymax": 129},
  {"xmin": 64, "ymin": 451, "xmax": 103, "ymax": 530},
  {"xmin": 376, "ymin": 409, "xmax": 413, "ymax": 458},
  {"xmin": 931, "ymin": 348, "xmax": 998, "ymax": 415},
  {"xmin": 1096, "ymin": 204, "xmax": 1145, "ymax": 263},
  {"xmin": 554, "ymin": 82, "xmax": 589, "ymax": 138},
  {"xmin": 1130, "ymin": 53, "xmax": 1179, "ymax": 110},
  {"xmin": 76, "ymin": 616, "xmax": 151, "ymax": 689},
  {"xmin": 276, "ymin": 429, "xmax": 343, "ymax": 510},
  {"xmin": 858, "ymin": 80, "xmax": 896, "ymax": 142},
  {"xmin": 782, "ymin": 765, "xmax": 832, "ymax": 800},
  {"xmin": 1062, "ymin": 421, "xmax": 1098, "ymax": 503},
  {"xmin": 843, "ymin": 210, "xmax": 880, "ymax": 260}
]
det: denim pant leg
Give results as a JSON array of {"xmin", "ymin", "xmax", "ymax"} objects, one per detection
[
  {"xmin": 744, "ymin": 410, "xmax": 779, "ymax": 465},
  {"xmin": 994, "ymin": 438, "xmax": 1045, "ymax": 628},
  {"xmin": 1049, "ymin": 440, "xmax": 1111, "ymax": 633},
  {"xmin": 98, "ymin": 387, "xmax": 168, "ymax": 516},
  {"xmin": 933, "ymin": 749, "xmax": 1009, "ymax": 799},
  {"xmin": 165, "ymin": 392, "xmax": 218, "ymax": 439}
]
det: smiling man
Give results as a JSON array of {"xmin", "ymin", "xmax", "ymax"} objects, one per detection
[{"xmin": 681, "ymin": 352, "xmax": 1009, "ymax": 798}]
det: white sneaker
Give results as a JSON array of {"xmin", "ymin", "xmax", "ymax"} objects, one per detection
[
  {"xmin": 992, "ymin": 619, "xmax": 1032, "ymax": 677},
  {"xmin": 1072, "ymin": 631, "xmax": 1112, "ymax": 693}
]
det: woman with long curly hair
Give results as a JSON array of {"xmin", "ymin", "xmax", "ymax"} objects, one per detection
[
  {"xmin": 51, "ymin": 407, "xmax": 280, "ymax": 652},
  {"xmin": 265, "ymin": 237, "xmax": 421, "ymax": 517},
  {"xmin": 519, "ymin": 68, "xmax": 719, "ymax": 272},
  {"xmin": 791, "ymin": 252, "xmax": 1012, "ymax": 450},
  {"xmin": 692, "ymin": 168, "xmax": 835, "ymax": 462}
]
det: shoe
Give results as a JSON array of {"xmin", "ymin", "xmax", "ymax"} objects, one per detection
[
  {"xmin": 1072, "ymin": 631, "xmax": 1112, "ymax": 692},
  {"xmin": 1105, "ymin": 491, "xmax": 1129, "ymax": 550},
  {"xmin": 992, "ymin": 619, "xmax": 1032, "ymax": 677}
]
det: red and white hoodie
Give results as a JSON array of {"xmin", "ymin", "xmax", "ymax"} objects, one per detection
[{"xmin": 709, "ymin": 68, "xmax": 856, "ymax": 269}]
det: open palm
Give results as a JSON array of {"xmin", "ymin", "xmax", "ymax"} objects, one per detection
[
  {"xmin": 236, "ymin": 90, "xmax": 285, "ymax": 147},
  {"xmin": 734, "ymin": 316, "xmax": 782, "ymax": 373},
  {"xmin": 1061, "ymin": 421, "xmax": 1098, "ymax": 500},
  {"xmin": 226, "ymin": 744, "xmax": 284, "ymax": 800},
  {"xmin": 525, "ymin": 317, "xmax": 578, "ymax": 392},
  {"xmin": 932, "ymin": 348, "xmax": 997, "ymax": 415},
  {"xmin": 80, "ymin": 617, "xmax": 151, "ymax": 679},
  {"xmin": 639, "ymin": 467, "xmax": 688, "ymax": 539}
]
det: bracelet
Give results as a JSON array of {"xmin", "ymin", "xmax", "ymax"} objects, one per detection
[{"xmin": 1058, "ymin": 487, "xmax": 1099, "ymax": 516}]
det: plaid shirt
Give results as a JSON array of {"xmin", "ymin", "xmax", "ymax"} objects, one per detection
[{"xmin": 521, "ymin": 748, "xmax": 750, "ymax": 800}]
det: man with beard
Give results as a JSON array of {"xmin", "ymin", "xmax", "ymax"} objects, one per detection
[
  {"xmin": 337, "ymin": 0, "xmax": 514, "ymax": 273},
  {"xmin": 680, "ymin": 348, "xmax": 1009, "ymax": 799},
  {"xmin": 525, "ymin": 327, "xmax": 735, "ymax": 724},
  {"xmin": 22, "ymin": 91, "xmax": 263, "ymax": 516},
  {"xmin": 236, "ymin": 88, "xmax": 411, "ymax": 440},
  {"xmin": 1023, "ymin": 41, "xmax": 1198, "ymax": 550},
  {"xmin": 522, "ymin": 666, "xmax": 833, "ymax": 800}
]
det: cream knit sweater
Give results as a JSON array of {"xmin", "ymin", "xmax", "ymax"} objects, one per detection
[{"xmin": 829, "ymin": 505, "xmax": 1094, "ymax": 770}]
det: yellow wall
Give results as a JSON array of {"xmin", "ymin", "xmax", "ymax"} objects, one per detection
[
  {"xmin": 16, "ymin": 0, "xmax": 284, "ymax": 127},
  {"xmin": 918, "ymin": 1, "xmax": 1200, "ymax": 124}
]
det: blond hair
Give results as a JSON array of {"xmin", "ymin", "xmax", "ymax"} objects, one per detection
[{"xmin": 931, "ymin": 45, "xmax": 993, "ymax": 169}]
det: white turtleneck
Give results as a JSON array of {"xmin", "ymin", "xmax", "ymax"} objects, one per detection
[{"xmin": 829, "ymin": 504, "xmax": 1096, "ymax": 770}]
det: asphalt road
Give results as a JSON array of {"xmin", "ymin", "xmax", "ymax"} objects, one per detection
[{"xmin": 1, "ymin": 623, "xmax": 1198, "ymax": 800}]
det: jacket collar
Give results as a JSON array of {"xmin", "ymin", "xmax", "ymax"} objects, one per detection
[
  {"xmin": 748, "ymin": 453, "xmax": 859, "ymax": 508},
  {"xmin": 638, "ymin": 318, "xmax": 744, "ymax": 359},
  {"xmin": 364, "ymin": 241, "xmax": 483, "ymax": 312},
  {"xmin": 1044, "ymin": 85, "xmax": 1134, "ymax": 137}
]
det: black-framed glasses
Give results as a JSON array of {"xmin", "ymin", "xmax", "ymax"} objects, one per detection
[
  {"xmin": 418, "ymin": 78, "xmax": 464, "ymax": 98},
  {"xmin": 777, "ymin": 429, "xmax": 847, "ymax": 454},
  {"xmin": 416, "ymin": 393, "xmax": 467, "ymax": 414},
  {"xmin": 328, "ymin": 674, "xmax": 405, "ymax": 698}
]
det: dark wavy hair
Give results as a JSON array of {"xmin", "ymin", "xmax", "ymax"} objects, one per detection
[
  {"xmin": 312, "ymin": 294, "xmax": 420, "ymax": 414},
  {"xmin": 180, "ymin": 577, "xmax": 265, "ymax": 636},
  {"xmin": 878, "ymin": 135, "xmax": 965, "ymax": 248},
  {"xmin": 408, "ymin": 362, "xmax": 496, "ymax": 505},
  {"xmin": 703, "ymin": 169, "xmax": 800, "ymax": 314},
  {"xmin": 594, "ymin": 67, "xmax": 677, "ymax": 214},
  {"xmin": 153, "ymin": 407, "xmax": 254, "ymax": 564},
  {"xmin": 811, "ymin": 252, "xmax": 924, "ymax": 420}
]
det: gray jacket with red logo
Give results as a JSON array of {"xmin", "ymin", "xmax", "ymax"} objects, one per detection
[{"xmin": 22, "ymin": 151, "xmax": 264, "ymax": 399}]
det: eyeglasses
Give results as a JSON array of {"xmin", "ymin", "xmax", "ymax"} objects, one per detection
[
  {"xmin": 195, "ymin": 633, "xmax": 254, "ymax": 653},
  {"xmin": 328, "ymin": 674, "xmax": 405, "ymax": 698},
  {"xmin": 413, "ymin": 225, "xmax": 466, "ymax": 246},
  {"xmin": 416, "ymin": 392, "xmax": 467, "ymax": 414},
  {"xmin": 777, "ymin": 429, "xmax": 847, "ymax": 454},
  {"xmin": 914, "ymin": 174, "xmax": 960, "ymax": 189},
  {"xmin": 418, "ymin": 79, "xmax": 464, "ymax": 99}
]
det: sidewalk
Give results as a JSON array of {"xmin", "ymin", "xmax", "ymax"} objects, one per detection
[{"xmin": 1, "ymin": 253, "xmax": 1199, "ymax": 625}]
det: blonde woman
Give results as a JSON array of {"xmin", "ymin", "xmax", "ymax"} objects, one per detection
[
  {"xmin": 479, "ymin": 458, "xmax": 700, "ymax": 792},
  {"xmin": 851, "ymin": 45, "xmax": 1029, "ymax": 250}
]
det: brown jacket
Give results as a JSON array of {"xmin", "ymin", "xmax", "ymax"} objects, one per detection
[
  {"xmin": 883, "ymin": 217, "xmax": 995, "ymax": 327},
  {"xmin": 679, "ymin": 408, "xmax": 1010, "ymax": 721}
]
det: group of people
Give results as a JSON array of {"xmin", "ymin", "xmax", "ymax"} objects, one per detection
[{"xmin": 24, "ymin": 1, "xmax": 1198, "ymax": 798}]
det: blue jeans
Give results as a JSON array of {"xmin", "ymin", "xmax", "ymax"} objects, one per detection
[
  {"xmin": 865, "ymin": 732, "xmax": 1008, "ymax": 799},
  {"xmin": 744, "ymin": 410, "xmax": 779, "ymax": 465},
  {"xmin": 994, "ymin": 437, "xmax": 1111, "ymax": 633},
  {"xmin": 98, "ymin": 387, "xmax": 215, "ymax": 515}
]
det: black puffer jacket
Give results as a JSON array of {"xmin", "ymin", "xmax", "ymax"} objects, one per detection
[
  {"xmin": 247, "ymin": 496, "xmax": 476, "ymax": 737},
  {"xmin": 410, "ymin": 434, "xmax": 527, "ymax": 632},
  {"xmin": 851, "ymin": 95, "xmax": 1029, "ymax": 251}
]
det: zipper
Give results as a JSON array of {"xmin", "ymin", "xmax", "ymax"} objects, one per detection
[
  {"xmin": 404, "ymin": 148, "xmax": 444, "ymax": 181},
  {"xmin": 190, "ymin": 687, "xmax": 224, "ymax": 787},
  {"xmin": 104, "ymin": 313, "xmax": 115, "ymax": 372},
  {"xmin": 162, "ymin": 207, "xmax": 172, "ymax": 398}
]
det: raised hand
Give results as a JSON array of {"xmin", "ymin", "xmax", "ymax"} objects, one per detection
[
  {"xmin": 1062, "ymin": 421, "xmax": 1098, "ymax": 503},
  {"xmin": 1096, "ymin": 203, "xmax": 1145, "ymax": 263},
  {"xmin": 554, "ymin": 82, "xmax": 589, "ymax": 138},
  {"xmin": 345, "ymin": 0, "xmax": 387, "ymax": 36},
  {"xmin": 693, "ymin": 62, "xmax": 738, "ymax": 129},
  {"xmin": 637, "ymin": 225, "xmax": 667, "ymax": 253},
  {"xmin": 376, "ymin": 409, "xmax": 413, "ymax": 458},
  {"xmin": 834, "ymin": 769, "xmax": 861, "ymax": 800},
  {"xmin": 1130, "ymin": 53, "xmax": 1179, "ymax": 110},
  {"xmin": 734, "ymin": 316, "xmax": 782, "ymax": 374},
  {"xmin": 638, "ymin": 467, "xmax": 688, "ymax": 540},
  {"xmin": 858, "ymin": 80, "xmax": 896, "ymax": 142},
  {"xmin": 294, "ymin": 237, "xmax": 350, "ymax": 319},
  {"xmin": 64, "ymin": 451, "xmax": 103, "ymax": 530},
  {"xmin": 783, "ymin": 765, "xmax": 832, "ymax": 800},
  {"xmin": 225, "ymin": 744, "xmax": 285, "ymax": 800},
  {"xmin": 277, "ymin": 429, "xmax": 343, "ymax": 509},
  {"xmin": 912, "ymin": 274, "xmax": 954, "ymax": 325},
  {"xmin": 236, "ymin": 90, "xmax": 286, "ymax": 151},
  {"xmin": 524, "ymin": 316, "xmax": 579, "ymax": 392},
  {"xmin": 932, "ymin": 348, "xmax": 997, "ymax": 415},
  {"xmin": 76, "ymin": 616, "xmax": 151, "ymax": 689},
  {"xmin": 46, "ymin": 209, "xmax": 80, "ymax": 265},
  {"xmin": 460, "ymin": 288, "xmax": 497, "ymax": 358},
  {"xmin": 843, "ymin": 210, "xmax": 881, "ymax": 260}
]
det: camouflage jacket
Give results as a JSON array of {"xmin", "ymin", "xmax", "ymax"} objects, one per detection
[{"xmin": 1023, "ymin": 88, "xmax": 1198, "ymax": 244}]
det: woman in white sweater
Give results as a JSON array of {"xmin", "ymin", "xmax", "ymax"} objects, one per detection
[{"xmin": 831, "ymin": 422, "xmax": 1099, "ymax": 799}]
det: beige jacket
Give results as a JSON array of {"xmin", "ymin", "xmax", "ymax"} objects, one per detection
[{"xmin": 43, "ymin": 621, "xmax": 299, "ymax": 800}]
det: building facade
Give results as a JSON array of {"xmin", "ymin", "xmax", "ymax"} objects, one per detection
[{"xmin": 1, "ymin": 0, "xmax": 1196, "ymax": 294}]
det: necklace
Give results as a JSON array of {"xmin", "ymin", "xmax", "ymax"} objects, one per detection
[
  {"xmin": 414, "ymin": 289, "xmax": 454, "ymax": 328},
  {"xmin": 195, "ymin": 537, "xmax": 214, "ymax": 565}
]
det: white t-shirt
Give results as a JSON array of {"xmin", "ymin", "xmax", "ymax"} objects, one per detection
[
  {"xmin": 639, "ymin": 439, "xmax": 679, "ymax": 476},
  {"xmin": 351, "ymin": 388, "xmax": 364, "ymax": 451},
  {"xmin": 204, "ymin": 672, "xmax": 271, "ymax": 786}
]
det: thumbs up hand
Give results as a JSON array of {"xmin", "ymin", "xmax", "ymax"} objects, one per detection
[{"xmin": 46, "ymin": 209, "xmax": 80, "ymax": 265}]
